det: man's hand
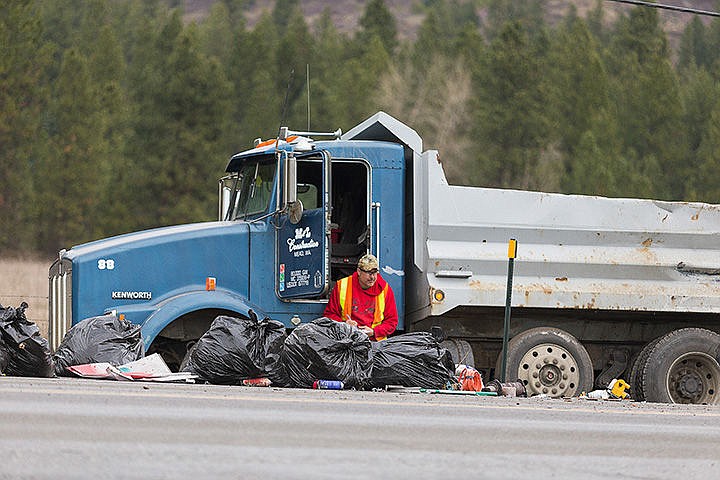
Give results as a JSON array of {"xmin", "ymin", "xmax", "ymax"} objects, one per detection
[
  {"xmin": 344, "ymin": 316, "xmax": 358, "ymax": 328},
  {"xmin": 358, "ymin": 325, "xmax": 374, "ymax": 336}
]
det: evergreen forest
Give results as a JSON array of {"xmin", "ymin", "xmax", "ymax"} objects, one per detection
[{"xmin": 2, "ymin": 0, "xmax": 720, "ymax": 256}]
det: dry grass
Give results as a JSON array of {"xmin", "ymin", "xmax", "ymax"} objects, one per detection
[{"xmin": 0, "ymin": 257, "xmax": 51, "ymax": 338}]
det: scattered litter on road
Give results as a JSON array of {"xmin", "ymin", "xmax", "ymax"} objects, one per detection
[
  {"xmin": 582, "ymin": 378, "xmax": 632, "ymax": 401},
  {"xmin": 243, "ymin": 377, "xmax": 272, "ymax": 387},
  {"xmin": 482, "ymin": 379, "xmax": 527, "ymax": 397},
  {"xmin": 420, "ymin": 388, "xmax": 498, "ymax": 396},
  {"xmin": 68, "ymin": 353, "xmax": 197, "ymax": 383},
  {"xmin": 313, "ymin": 379, "xmax": 344, "ymax": 390},
  {"xmin": 456, "ymin": 364, "xmax": 483, "ymax": 391}
]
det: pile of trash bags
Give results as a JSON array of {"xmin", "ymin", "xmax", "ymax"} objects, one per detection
[
  {"xmin": 0, "ymin": 303, "xmax": 462, "ymax": 391},
  {"xmin": 181, "ymin": 315, "xmax": 457, "ymax": 390}
]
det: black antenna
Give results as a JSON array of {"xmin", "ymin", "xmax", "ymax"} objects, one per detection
[
  {"xmin": 605, "ymin": 0, "xmax": 720, "ymax": 17},
  {"xmin": 277, "ymin": 69, "xmax": 295, "ymax": 141}
]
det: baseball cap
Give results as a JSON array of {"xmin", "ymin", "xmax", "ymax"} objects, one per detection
[{"xmin": 357, "ymin": 253, "xmax": 379, "ymax": 272}]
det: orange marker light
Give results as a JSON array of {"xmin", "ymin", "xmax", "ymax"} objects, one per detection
[{"xmin": 206, "ymin": 277, "xmax": 216, "ymax": 291}]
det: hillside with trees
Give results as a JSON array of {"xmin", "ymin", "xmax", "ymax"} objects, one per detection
[{"xmin": 2, "ymin": 0, "xmax": 720, "ymax": 256}]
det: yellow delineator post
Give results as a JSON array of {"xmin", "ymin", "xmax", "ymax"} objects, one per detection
[{"xmin": 500, "ymin": 239, "xmax": 518, "ymax": 382}]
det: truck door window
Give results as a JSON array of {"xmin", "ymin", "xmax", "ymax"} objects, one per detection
[{"xmin": 296, "ymin": 159, "xmax": 323, "ymax": 210}]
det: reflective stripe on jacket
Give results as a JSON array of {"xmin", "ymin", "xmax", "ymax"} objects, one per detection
[{"xmin": 337, "ymin": 275, "xmax": 389, "ymax": 341}]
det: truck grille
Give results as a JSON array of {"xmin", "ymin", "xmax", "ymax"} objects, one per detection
[{"xmin": 48, "ymin": 258, "xmax": 72, "ymax": 351}]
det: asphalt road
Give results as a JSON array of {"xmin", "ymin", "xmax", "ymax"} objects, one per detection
[{"xmin": 0, "ymin": 377, "xmax": 718, "ymax": 480}]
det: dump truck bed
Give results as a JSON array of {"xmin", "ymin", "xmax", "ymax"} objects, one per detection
[{"xmin": 416, "ymin": 151, "xmax": 720, "ymax": 318}]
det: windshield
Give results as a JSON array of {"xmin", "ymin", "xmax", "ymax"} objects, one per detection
[{"xmin": 227, "ymin": 160, "xmax": 276, "ymax": 220}]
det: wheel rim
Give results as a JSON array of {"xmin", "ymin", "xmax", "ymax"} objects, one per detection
[
  {"xmin": 666, "ymin": 352, "xmax": 720, "ymax": 405},
  {"xmin": 516, "ymin": 343, "xmax": 582, "ymax": 397}
]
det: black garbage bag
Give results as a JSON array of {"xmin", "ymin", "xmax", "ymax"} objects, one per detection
[
  {"xmin": 282, "ymin": 317, "xmax": 372, "ymax": 389},
  {"xmin": 52, "ymin": 314, "xmax": 144, "ymax": 376},
  {"xmin": 182, "ymin": 312, "xmax": 289, "ymax": 386},
  {"xmin": 0, "ymin": 302, "xmax": 54, "ymax": 377},
  {"xmin": 0, "ymin": 341, "xmax": 10, "ymax": 374},
  {"xmin": 369, "ymin": 332, "xmax": 456, "ymax": 389}
]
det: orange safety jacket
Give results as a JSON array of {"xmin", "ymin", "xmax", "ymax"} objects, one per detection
[
  {"xmin": 337, "ymin": 275, "xmax": 389, "ymax": 341},
  {"xmin": 323, "ymin": 272, "xmax": 398, "ymax": 341}
]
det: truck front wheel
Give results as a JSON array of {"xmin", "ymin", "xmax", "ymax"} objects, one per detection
[
  {"xmin": 641, "ymin": 328, "xmax": 720, "ymax": 405},
  {"xmin": 496, "ymin": 327, "xmax": 593, "ymax": 398}
]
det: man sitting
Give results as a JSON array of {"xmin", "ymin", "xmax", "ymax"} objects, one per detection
[{"xmin": 323, "ymin": 254, "xmax": 398, "ymax": 341}]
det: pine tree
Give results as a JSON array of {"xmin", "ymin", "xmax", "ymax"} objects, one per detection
[
  {"xmin": 704, "ymin": 17, "xmax": 720, "ymax": 79},
  {"xmin": 356, "ymin": 0, "xmax": 398, "ymax": 56},
  {"xmin": 681, "ymin": 67, "xmax": 720, "ymax": 201},
  {"xmin": 562, "ymin": 108, "xmax": 628, "ymax": 197},
  {"xmin": 607, "ymin": 7, "xmax": 688, "ymax": 200},
  {"xmin": 474, "ymin": 21, "xmax": 552, "ymax": 189},
  {"xmin": 678, "ymin": 17, "xmax": 709, "ymax": 72},
  {"xmin": 231, "ymin": 12, "xmax": 281, "ymax": 141},
  {"xmin": 36, "ymin": 48, "xmax": 107, "ymax": 252},
  {"xmin": 695, "ymin": 101, "xmax": 720, "ymax": 203},
  {"xmin": 122, "ymin": 12, "xmax": 234, "ymax": 230},
  {"xmin": 414, "ymin": 0, "xmax": 480, "ymax": 59},
  {"xmin": 337, "ymin": 35, "xmax": 390, "ymax": 127},
  {"xmin": 272, "ymin": 0, "xmax": 300, "ymax": 29},
  {"xmin": 198, "ymin": 1, "xmax": 235, "ymax": 65},
  {"xmin": 485, "ymin": 0, "xmax": 545, "ymax": 41},
  {"xmin": 307, "ymin": 8, "xmax": 352, "ymax": 131},
  {"xmin": 547, "ymin": 12, "xmax": 610, "ymax": 158},
  {"xmin": 0, "ymin": 0, "xmax": 51, "ymax": 253}
]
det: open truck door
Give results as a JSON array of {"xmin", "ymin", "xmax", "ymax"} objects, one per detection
[{"xmin": 276, "ymin": 151, "xmax": 331, "ymax": 299}]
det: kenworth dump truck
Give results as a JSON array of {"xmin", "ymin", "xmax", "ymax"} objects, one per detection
[{"xmin": 49, "ymin": 112, "xmax": 720, "ymax": 403}]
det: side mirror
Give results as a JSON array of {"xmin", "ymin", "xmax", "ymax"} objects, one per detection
[
  {"xmin": 288, "ymin": 199, "xmax": 304, "ymax": 224},
  {"xmin": 218, "ymin": 175, "xmax": 236, "ymax": 220},
  {"xmin": 283, "ymin": 152, "xmax": 303, "ymax": 224}
]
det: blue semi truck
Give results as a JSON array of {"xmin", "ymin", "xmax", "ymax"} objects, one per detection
[{"xmin": 49, "ymin": 112, "xmax": 720, "ymax": 403}]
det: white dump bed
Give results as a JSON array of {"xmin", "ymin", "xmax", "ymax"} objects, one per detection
[{"xmin": 418, "ymin": 151, "xmax": 720, "ymax": 316}]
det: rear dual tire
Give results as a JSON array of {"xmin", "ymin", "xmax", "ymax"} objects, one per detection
[{"xmin": 638, "ymin": 328, "xmax": 720, "ymax": 405}]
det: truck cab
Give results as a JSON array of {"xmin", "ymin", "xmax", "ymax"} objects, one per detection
[{"xmin": 49, "ymin": 113, "xmax": 409, "ymax": 369}]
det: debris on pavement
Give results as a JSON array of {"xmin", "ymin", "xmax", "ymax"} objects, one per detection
[
  {"xmin": 420, "ymin": 388, "xmax": 498, "ymax": 396},
  {"xmin": 242, "ymin": 377, "xmax": 273, "ymax": 387},
  {"xmin": 456, "ymin": 364, "xmax": 483, "ymax": 391},
  {"xmin": 68, "ymin": 353, "xmax": 197, "ymax": 382},
  {"xmin": 583, "ymin": 378, "xmax": 631, "ymax": 401},
  {"xmin": 482, "ymin": 379, "xmax": 527, "ymax": 397}
]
